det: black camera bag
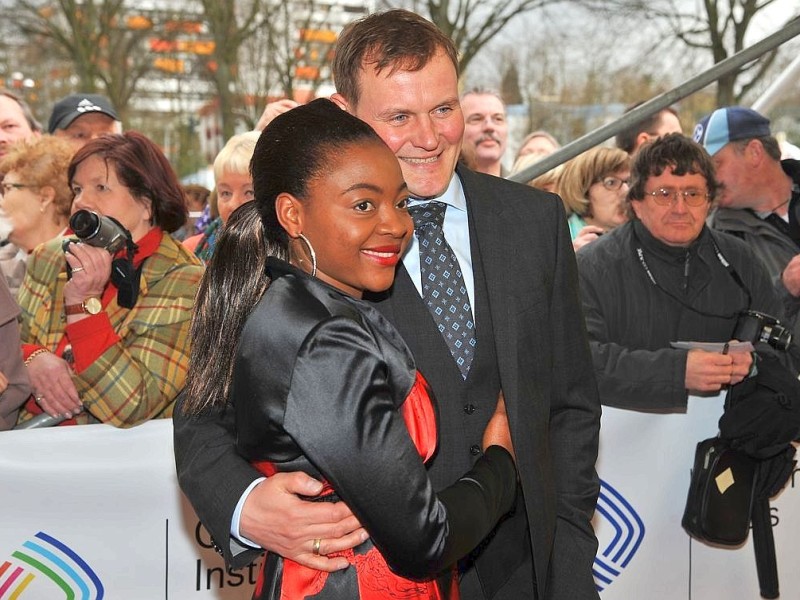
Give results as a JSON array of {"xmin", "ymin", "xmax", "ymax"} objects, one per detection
[
  {"xmin": 719, "ymin": 353, "xmax": 800, "ymax": 459},
  {"xmin": 683, "ymin": 352, "xmax": 799, "ymax": 598},
  {"xmin": 682, "ymin": 436, "xmax": 756, "ymax": 546}
]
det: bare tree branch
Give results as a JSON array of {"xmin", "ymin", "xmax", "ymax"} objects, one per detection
[
  {"xmin": 571, "ymin": 0, "xmax": 799, "ymax": 105},
  {"xmin": 8, "ymin": 0, "xmax": 162, "ymax": 121},
  {"xmin": 394, "ymin": 0, "xmax": 560, "ymax": 72},
  {"xmin": 200, "ymin": 0, "xmax": 269, "ymax": 139}
]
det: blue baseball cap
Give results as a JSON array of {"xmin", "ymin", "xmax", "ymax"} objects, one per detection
[{"xmin": 692, "ymin": 107, "xmax": 771, "ymax": 156}]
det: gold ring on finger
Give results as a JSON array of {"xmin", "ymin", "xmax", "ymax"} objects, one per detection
[{"xmin": 312, "ymin": 538, "xmax": 322, "ymax": 556}]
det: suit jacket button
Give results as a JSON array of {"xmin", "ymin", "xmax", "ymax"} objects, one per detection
[
  {"xmin": 469, "ymin": 444, "xmax": 481, "ymax": 456},
  {"xmin": 463, "ymin": 404, "xmax": 475, "ymax": 415},
  {"xmin": 211, "ymin": 539, "xmax": 224, "ymax": 556}
]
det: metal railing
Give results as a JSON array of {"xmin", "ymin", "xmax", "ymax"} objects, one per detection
[{"xmin": 508, "ymin": 16, "xmax": 800, "ymax": 184}]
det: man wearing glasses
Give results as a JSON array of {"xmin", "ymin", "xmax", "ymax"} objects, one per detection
[{"xmin": 575, "ymin": 133, "xmax": 784, "ymax": 411}]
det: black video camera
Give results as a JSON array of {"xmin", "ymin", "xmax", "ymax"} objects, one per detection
[
  {"xmin": 62, "ymin": 209, "xmax": 140, "ymax": 308},
  {"xmin": 68, "ymin": 209, "xmax": 130, "ymax": 254},
  {"xmin": 733, "ymin": 310, "xmax": 793, "ymax": 352}
]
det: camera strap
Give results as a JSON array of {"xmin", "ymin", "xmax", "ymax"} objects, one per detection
[
  {"xmin": 111, "ymin": 236, "xmax": 141, "ymax": 309},
  {"xmin": 633, "ymin": 228, "xmax": 751, "ymax": 319}
]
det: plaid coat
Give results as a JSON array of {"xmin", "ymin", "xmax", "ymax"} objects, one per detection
[{"xmin": 18, "ymin": 233, "xmax": 203, "ymax": 427}]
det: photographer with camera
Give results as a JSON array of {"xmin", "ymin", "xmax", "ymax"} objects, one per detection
[
  {"xmin": 15, "ymin": 132, "xmax": 203, "ymax": 428},
  {"xmin": 577, "ymin": 133, "xmax": 799, "ymax": 598},
  {"xmin": 576, "ymin": 133, "xmax": 791, "ymax": 408}
]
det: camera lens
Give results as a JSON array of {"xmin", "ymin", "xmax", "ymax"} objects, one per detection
[
  {"xmin": 764, "ymin": 325, "xmax": 792, "ymax": 352},
  {"xmin": 69, "ymin": 210, "xmax": 100, "ymax": 239}
]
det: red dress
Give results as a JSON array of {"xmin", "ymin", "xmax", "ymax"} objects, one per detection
[
  {"xmin": 251, "ymin": 372, "xmax": 458, "ymax": 600},
  {"xmin": 233, "ymin": 261, "xmax": 515, "ymax": 600}
]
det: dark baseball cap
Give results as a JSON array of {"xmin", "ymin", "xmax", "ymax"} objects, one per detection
[
  {"xmin": 692, "ymin": 106, "xmax": 771, "ymax": 156},
  {"xmin": 48, "ymin": 94, "xmax": 119, "ymax": 133}
]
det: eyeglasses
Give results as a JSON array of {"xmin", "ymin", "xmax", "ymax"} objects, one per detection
[
  {"xmin": 644, "ymin": 188, "xmax": 710, "ymax": 207},
  {"xmin": 1, "ymin": 182, "xmax": 37, "ymax": 194},
  {"xmin": 596, "ymin": 176, "xmax": 629, "ymax": 191}
]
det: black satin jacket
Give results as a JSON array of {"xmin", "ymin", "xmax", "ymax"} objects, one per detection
[{"xmin": 232, "ymin": 258, "xmax": 516, "ymax": 580}]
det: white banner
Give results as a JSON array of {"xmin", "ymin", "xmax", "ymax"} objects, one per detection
[
  {"xmin": 0, "ymin": 420, "xmax": 258, "ymax": 599},
  {"xmin": 594, "ymin": 394, "xmax": 799, "ymax": 599},
  {"xmin": 1, "ymin": 406, "xmax": 796, "ymax": 599}
]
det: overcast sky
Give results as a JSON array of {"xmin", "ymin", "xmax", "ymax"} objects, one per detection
[{"xmin": 467, "ymin": 0, "xmax": 800, "ymax": 104}]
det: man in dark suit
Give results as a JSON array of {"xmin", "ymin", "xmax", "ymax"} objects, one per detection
[{"xmin": 174, "ymin": 9, "xmax": 600, "ymax": 599}]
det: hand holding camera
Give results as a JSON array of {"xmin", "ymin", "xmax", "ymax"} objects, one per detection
[
  {"xmin": 62, "ymin": 239, "xmax": 113, "ymax": 309},
  {"xmin": 62, "ymin": 210, "xmax": 133, "ymax": 311}
]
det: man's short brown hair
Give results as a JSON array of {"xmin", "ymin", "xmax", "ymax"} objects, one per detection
[
  {"xmin": 332, "ymin": 9, "xmax": 459, "ymax": 107},
  {"xmin": 615, "ymin": 103, "xmax": 679, "ymax": 154}
]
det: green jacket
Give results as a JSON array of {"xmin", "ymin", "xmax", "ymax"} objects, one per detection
[{"xmin": 18, "ymin": 232, "xmax": 203, "ymax": 427}]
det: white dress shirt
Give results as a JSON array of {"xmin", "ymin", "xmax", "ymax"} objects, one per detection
[{"xmin": 405, "ymin": 174, "xmax": 476, "ymax": 314}]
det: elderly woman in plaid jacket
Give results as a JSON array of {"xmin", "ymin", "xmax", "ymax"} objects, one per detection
[{"xmin": 16, "ymin": 132, "xmax": 203, "ymax": 427}]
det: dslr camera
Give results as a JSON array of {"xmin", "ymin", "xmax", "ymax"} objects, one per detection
[
  {"xmin": 68, "ymin": 209, "xmax": 130, "ymax": 254},
  {"xmin": 733, "ymin": 310, "xmax": 792, "ymax": 352}
]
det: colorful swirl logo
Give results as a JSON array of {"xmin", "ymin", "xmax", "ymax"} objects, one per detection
[
  {"xmin": 0, "ymin": 532, "xmax": 103, "ymax": 599},
  {"xmin": 593, "ymin": 479, "xmax": 645, "ymax": 592}
]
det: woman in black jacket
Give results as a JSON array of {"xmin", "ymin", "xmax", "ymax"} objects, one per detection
[{"xmin": 179, "ymin": 99, "xmax": 517, "ymax": 599}]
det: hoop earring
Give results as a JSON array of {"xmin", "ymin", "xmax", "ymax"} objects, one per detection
[{"xmin": 297, "ymin": 233, "xmax": 317, "ymax": 277}]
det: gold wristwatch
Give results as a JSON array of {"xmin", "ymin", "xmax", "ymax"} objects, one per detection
[{"xmin": 64, "ymin": 297, "xmax": 102, "ymax": 316}]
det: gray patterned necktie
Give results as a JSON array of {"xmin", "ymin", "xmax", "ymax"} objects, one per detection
[{"xmin": 408, "ymin": 201, "xmax": 476, "ymax": 379}]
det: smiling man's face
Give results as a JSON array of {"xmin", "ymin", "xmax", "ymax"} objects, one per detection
[{"xmin": 334, "ymin": 49, "xmax": 464, "ymax": 199}]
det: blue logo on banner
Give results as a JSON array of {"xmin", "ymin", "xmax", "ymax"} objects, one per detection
[
  {"xmin": 593, "ymin": 479, "xmax": 645, "ymax": 591},
  {"xmin": 0, "ymin": 531, "xmax": 104, "ymax": 599}
]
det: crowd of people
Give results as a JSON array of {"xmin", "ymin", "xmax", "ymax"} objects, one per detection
[{"xmin": 1, "ymin": 7, "xmax": 799, "ymax": 600}]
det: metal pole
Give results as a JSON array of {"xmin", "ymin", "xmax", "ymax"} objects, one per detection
[
  {"xmin": 751, "ymin": 52, "xmax": 800, "ymax": 115},
  {"xmin": 508, "ymin": 17, "xmax": 800, "ymax": 184}
]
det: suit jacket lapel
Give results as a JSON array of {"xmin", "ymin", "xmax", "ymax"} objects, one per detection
[{"xmin": 458, "ymin": 166, "xmax": 523, "ymax": 428}]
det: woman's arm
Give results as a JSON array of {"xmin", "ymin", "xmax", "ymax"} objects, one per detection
[
  {"xmin": 256, "ymin": 317, "xmax": 517, "ymax": 579},
  {"xmin": 72, "ymin": 263, "xmax": 203, "ymax": 426}
]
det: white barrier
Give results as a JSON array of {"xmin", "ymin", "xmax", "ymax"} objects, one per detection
[
  {"xmin": 594, "ymin": 393, "xmax": 799, "ymax": 599},
  {"xmin": 1, "ymin": 406, "xmax": 796, "ymax": 600},
  {"xmin": 0, "ymin": 420, "xmax": 257, "ymax": 599}
]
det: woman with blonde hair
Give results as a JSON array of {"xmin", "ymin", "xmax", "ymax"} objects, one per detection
[
  {"xmin": 514, "ymin": 130, "xmax": 560, "ymax": 162},
  {"xmin": 0, "ymin": 135, "xmax": 75, "ymax": 289},
  {"xmin": 184, "ymin": 131, "xmax": 261, "ymax": 261},
  {"xmin": 508, "ymin": 152, "xmax": 563, "ymax": 194},
  {"xmin": 557, "ymin": 146, "xmax": 630, "ymax": 251}
]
